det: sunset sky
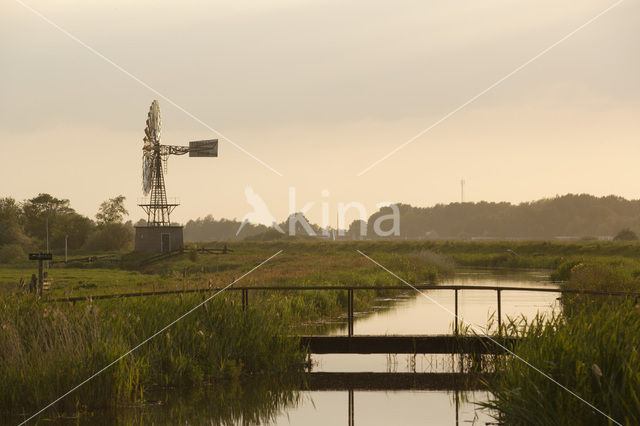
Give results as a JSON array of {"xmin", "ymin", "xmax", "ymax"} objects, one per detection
[{"xmin": 2, "ymin": 0, "xmax": 638, "ymax": 225}]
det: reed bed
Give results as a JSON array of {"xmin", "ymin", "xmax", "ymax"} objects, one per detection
[
  {"xmin": 484, "ymin": 258, "xmax": 640, "ymax": 425},
  {"xmin": 0, "ymin": 293, "xmax": 304, "ymax": 419}
]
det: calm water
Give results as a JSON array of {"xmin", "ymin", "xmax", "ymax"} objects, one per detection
[
  {"xmin": 315, "ymin": 268, "xmax": 560, "ymax": 374},
  {"xmin": 32, "ymin": 269, "xmax": 560, "ymax": 425}
]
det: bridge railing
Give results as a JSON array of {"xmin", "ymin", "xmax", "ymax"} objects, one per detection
[{"xmin": 52, "ymin": 285, "xmax": 640, "ymax": 337}]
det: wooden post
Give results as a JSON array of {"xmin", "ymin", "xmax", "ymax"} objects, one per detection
[
  {"xmin": 454, "ymin": 289, "xmax": 459, "ymax": 335},
  {"xmin": 37, "ymin": 259, "xmax": 43, "ymax": 296},
  {"xmin": 455, "ymin": 388, "xmax": 460, "ymax": 426},
  {"xmin": 497, "ymin": 289, "xmax": 502, "ymax": 333},
  {"xmin": 348, "ymin": 289, "xmax": 354, "ymax": 337},
  {"xmin": 242, "ymin": 289, "xmax": 248, "ymax": 311},
  {"xmin": 348, "ymin": 388, "xmax": 354, "ymax": 426}
]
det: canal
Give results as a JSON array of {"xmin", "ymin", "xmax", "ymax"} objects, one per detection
[{"xmin": 98, "ymin": 268, "xmax": 560, "ymax": 425}]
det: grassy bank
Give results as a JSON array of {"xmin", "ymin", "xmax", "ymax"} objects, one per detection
[{"xmin": 485, "ymin": 257, "xmax": 640, "ymax": 425}]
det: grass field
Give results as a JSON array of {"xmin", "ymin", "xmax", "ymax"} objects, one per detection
[
  {"xmin": 0, "ymin": 242, "xmax": 459, "ymax": 298},
  {"xmin": 6, "ymin": 240, "xmax": 640, "ymax": 297}
]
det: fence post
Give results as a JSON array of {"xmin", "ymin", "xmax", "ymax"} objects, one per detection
[
  {"xmin": 454, "ymin": 288, "xmax": 459, "ymax": 336},
  {"xmin": 497, "ymin": 289, "xmax": 502, "ymax": 333},
  {"xmin": 348, "ymin": 388, "xmax": 354, "ymax": 426},
  {"xmin": 242, "ymin": 288, "xmax": 248, "ymax": 312},
  {"xmin": 348, "ymin": 288, "xmax": 354, "ymax": 337}
]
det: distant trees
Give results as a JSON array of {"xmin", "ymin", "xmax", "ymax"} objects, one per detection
[
  {"xmin": 184, "ymin": 215, "xmax": 267, "ymax": 242},
  {"xmin": 366, "ymin": 194, "xmax": 640, "ymax": 240},
  {"xmin": 184, "ymin": 194, "xmax": 640, "ymax": 242},
  {"xmin": 614, "ymin": 228, "xmax": 638, "ymax": 241},
  {"xmin": 0, "ymin": 194, "xmax": 135, "ymax": 263},
  {"xmin": 85, "ymin": 195, "xmax": 133, "ymax": 251},
  {"xmin": 346, "ymin": 220, "xmax": 367, "ymax": 239},
  {"xmin": 0, "ymin": 197, "xmax": 32, "ymax": 248},
  {"xmin": 4, "ymin": 192, "xmax": 640, "ymax": 253},
  {"xmin": 20, "ymin": 193, "xmax": 93, "ymax": 250},
  {"xmin": 0, "ymin": 197, "xmax": 32, "ymax": 263}
]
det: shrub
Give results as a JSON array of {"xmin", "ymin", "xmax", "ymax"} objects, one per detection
[
  {"xmin": 614, "ymin": 228, "xmax": 638, "ymax": 241},
  {"xmin": 84, "ymin": 223, "xmax": 134, "ymax": 251}
]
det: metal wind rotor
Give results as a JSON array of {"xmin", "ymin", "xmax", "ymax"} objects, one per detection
[{"xmin": 142, "ymin": 100, "xmax": 161, "ymax": 195}]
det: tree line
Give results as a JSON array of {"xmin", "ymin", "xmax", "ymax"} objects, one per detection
[
  {"xmin": 3, "ymin": 193, "xmax": 640, "ymax": 258},
  {"xmin": 364, "ymin": 194, "xmax": 640, "ymax": 240},
  {"xmin": 185, "ymin": 194, "xmax": 640, "ymax": 241},
  {"xmin": 0, "ymin": 194, "xmax": 133, "ymax": 263}
]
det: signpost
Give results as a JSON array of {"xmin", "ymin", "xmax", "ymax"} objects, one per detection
[{"xmin": 29, "ymin": 253, "xmax": 52, "ymax": 296}]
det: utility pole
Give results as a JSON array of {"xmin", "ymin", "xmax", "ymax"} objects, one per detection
[{"xmin": 460, "ymin": 179, "xmax": 465, "ymax": 203}]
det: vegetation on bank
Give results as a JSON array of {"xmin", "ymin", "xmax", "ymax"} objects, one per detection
[
  {"xmin": 0, "ymin": 294, "xmax": 304, "ymax": 420},
  {"xmin": 484, "ymin": 300, "xmax": 640, "ymax": 425},
  {"xmin": 484, "ymin": 257, "xmax": 640, "ymax": 425}
]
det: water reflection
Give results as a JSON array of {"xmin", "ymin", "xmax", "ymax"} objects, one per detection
[
  {"xmin": 41, "ymin": 375, "xmax": 490, "ymax": 426},
  {"xmin": 56, "ymin": 375, "xmax": 304, "ymax": 426},
  {"xmin": 270, "ymin": 389, "xmax": 493, "ymax": 426},
  {"xmin": 344, "ymin": 268, "xmax": 559, "ymax": 336}
]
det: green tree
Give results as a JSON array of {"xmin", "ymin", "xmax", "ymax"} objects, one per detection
[
  {"xmin": 85, "ymin": 196, "xmax": 133, "ymax": 251},
  {"xmin": 53, "ymin": 213, "xmax": 94, "ymax": 249},
  {"xmin": 346, "ymin": 220, "xmax": 367, "ymax": 239},
  {"xmin": 84, "ymin": 223, "xmax": 134, "ymax": 251},
  {"xmin": 21, "ymin": 194, "xmax": 93, "ymax": 250},
  {"xmin": 96, "ymin": 195, "xmax": 128, "ymax": 225},
  {"xmin": 0, "ymin": 197, "xmax": 32, "ymax": 248}
]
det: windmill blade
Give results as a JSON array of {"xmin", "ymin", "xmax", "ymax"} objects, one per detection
[
  {"xmin": 142, "ymin": 156, "xmax": 153, "ymax": 195},
  {"xmin": 142, "ymin": 100, "xmax": 161, "ymax": 195},
  {"xmin": 144, "ymin": 100, "xmax": 161, "ymax": 144}
]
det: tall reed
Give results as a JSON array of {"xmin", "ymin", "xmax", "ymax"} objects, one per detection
[
  {"xmin": 0, "ymin": 293, "xmax": 305, "ymax": 418},
  {"xmin": 483, "ymin": 300, "xmax": 640, "ymax": 425}
]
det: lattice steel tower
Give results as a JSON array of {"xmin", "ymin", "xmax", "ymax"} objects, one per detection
[{"xmin": 139, "ymin": 151, "xmax": 179, "ymax": 226}]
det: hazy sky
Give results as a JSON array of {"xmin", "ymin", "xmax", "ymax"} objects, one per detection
[{"xmin": 1, "ymin": 0, "xmax": 639, "ymax": 225}]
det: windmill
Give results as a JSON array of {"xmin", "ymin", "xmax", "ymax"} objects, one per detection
[{"xmin": 135, "ymin": 100, "xmax": 218, "ymax": 252}]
